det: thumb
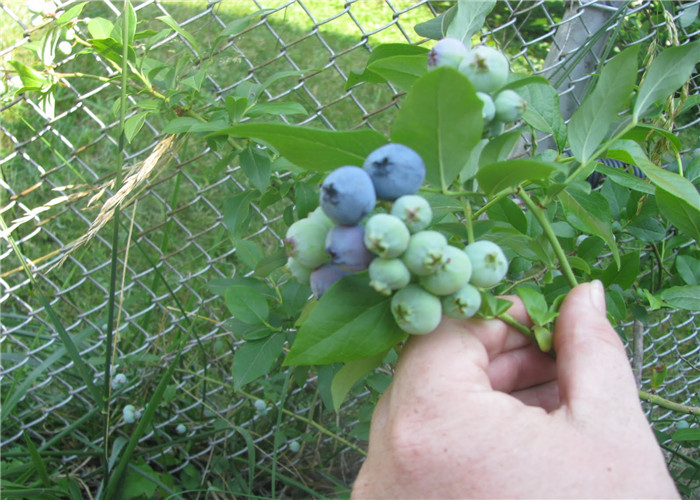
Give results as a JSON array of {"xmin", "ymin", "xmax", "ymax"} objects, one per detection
[{"xmin": 554, "ymin": 281, "xmax": 640, "ymax": 417}]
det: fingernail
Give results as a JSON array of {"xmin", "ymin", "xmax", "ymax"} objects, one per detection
[{"xmin": 590, "ymin": 279, "xmax": 606, "ymax": 313}]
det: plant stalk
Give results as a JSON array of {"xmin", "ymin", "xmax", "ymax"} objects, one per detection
[{"xmin": 518, "ymin": 188, "xmax": 578, "ymax": 288}]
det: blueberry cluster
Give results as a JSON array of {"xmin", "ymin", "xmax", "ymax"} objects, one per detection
[
  {"xmin": 428, "ymin": 37, "xmax": 527, "ymax": 134},
  {"xmin": 122, "ymin": 404, "xmax": 142, "ymax": 424},
  {"xmin": 284, "ymin": 144, "xmax": 509, "ymax": 336}
]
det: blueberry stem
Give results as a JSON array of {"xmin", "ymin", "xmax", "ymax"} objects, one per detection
[
  {"xmin": 461, "ymin": 198, "xmax": 475, "ymax": 245},
  {"xmin": 639, "ymin": 390, "xmax": 700, "ymax": 415},
  {"xmin": 517, "ymin": 188, "xmax": 578, "ymax": 288},
  {"xmin": 498, "ymin": 312, "xmax": 536, "ymax": 342}
]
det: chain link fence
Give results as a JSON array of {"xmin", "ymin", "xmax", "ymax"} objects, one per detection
[{"xmin": 1, "ymin": 0, "xmax": 699, "ymax": 496}]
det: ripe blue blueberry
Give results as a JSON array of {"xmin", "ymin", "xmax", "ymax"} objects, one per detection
[
  {"xmin": 176, "ymin": 423, "xmax": 187, "ymax": 435},
  {"xmin": 390, "ymin": 195, "xmax": 432, "ymax": 233},
  {"xmin": 402, "ymin": 230, "xmax": 448, "ymax": 276},
  {"xmin": 369, "ymin": 258, "xmax": 411, "ymax": 295},
  {"xmin": 112, "ymin": 373, "xmax": 127, "ymax": 389},
  {"xmin": 284, "ymin": 218, "xmax": 330, "ymax": 269},
  {"xmin": 363, "ymin": 144, "xmax": 426, "ymax": 201},
  {"xmin": 320, "ymin": 166, "xmax": 376, "ymax": 225},
  {"xmin": 464, "ymin": 240, "xmax": 509, "ymax": 288},
  {"xmin": 325, "ymin": 225, "xmax": 374, "ymax": 272},
  {"xmin": 419, "ymin": 245, "xmax": 472, "ymax": 296},
  {"xmin": 285, "ymin": 257, "xmax": 312, "ymax": 285},
  {"xmin": 391, "ymin": 285, "xmax": 442, "ymax": 335},
  {"xmin": 428, "ymin": 37, "xmax": 469, "ymax": 70},
  {"xmin": 476, "ymin": 92, "xmax": 496, "ymax": 123},
  {"xmin": 458, "ymin": 45, "xmax": 509, "ymax": 93},
  {"xmin": 494, "ymin": 89, "xmax": 526, "ymax": 122},
  {"xmin": 442, "ymin": 283, "xmax": 482, "ymax": 319},
  {"xmin": 364, "ymin": 213, "xmax": 410, "ymax": 258},
  {"xmin": 310, "ymin": 263, "xmax": 350, "ymax": 298}
]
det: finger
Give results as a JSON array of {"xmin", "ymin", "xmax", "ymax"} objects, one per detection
[
  {"xmin": 488, "ymin": 343, "xmax": 557, "ymax": 393},
  {"xmin": 468, "ymin": 296, "xmax": 535, "ymax": 358},
  {"xmin": 510, "ymin": 380, "xmax": 560, "ymax": 411},
  {"xmin": 554, "ymin": 281, "xmax": 641, "ymax": 417}
]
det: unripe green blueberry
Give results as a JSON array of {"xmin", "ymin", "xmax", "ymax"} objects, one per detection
[
  {"xmin": 676, "ymin": 420, "xmax": 690, "ymax": 430},
  {"xmin": 289, "ymin": 440, "xmax": 301, "ymax": 452},
  {"xmin": 390, "ymin": 195, "xmax": 432, "ymax": 233},
  {"xmin": 442, "ymin": 284, "xmax": 482, "ymax": 319},
  {"xmin": 254, "ymin": 399, "xmax": 267, "ymax": 412},
  {"xmin": 369, "ymin": 258, "xmax": 411, "ymax": 295},
  {"xmin": 419, "ymin": 245, "xmax": 472, "ymax": 296},
  {"xmin": 176, "ymin": 423, "xmax": 187, "ymax": 435},
  {"xmin": 307, "ymin": 206, "xmax": 334, "ymax": 231},
  {"xmin": 402, "ymin": 230, "xmax": 448, "ymax": 276},
  {"xmin": 488, "ymin": 120, "xmax": 505, "ymax": 137},
  {"xmin": 285, "ymin": 257, "xmax": 312, "ymax": 285},
  {"xmin": 391, "ymin": 285, "xmax": 442, "ymax": 335},
  {"xmin": 112, "ymin": 373, "xmax": 127, "ymax": 389},
  {"xmin": 134, "ymin": 408, "xmax": 143, "ymax": 420},
  {"xmin": 464, "ymin": 240, "xmax": 509, "ymax": 288},
  {"xmin": 476, "ymin": 92, "xmax": 496, "ymax": 123},
  {"xmin": 123, "ymin": 404, "xmax": 136, "ymax": 424},
  {"xmin": 428, "ymin": 37, "xmax": 469, "ymax": 70},
  {"xmin": 284, "ymin": 218, "xmax": 330, "ymax": 269},
  {"xmin": 364, "ymin": 213, "xmax": 410, "ymax": 258},
  {"xmin": 494, "ymin": 89, "xmax": 526, "ymax": 122},
  {"xmin": 458, "ymin": 45, "xmax": 509, "ymax": 93}
]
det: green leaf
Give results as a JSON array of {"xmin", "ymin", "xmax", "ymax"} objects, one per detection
[
  {"xmin": 225, "ymin": 287, "xmax": 269, "ymax": 325},
  {"xmin": 445, "ymin": 0, "xmax": 496, "ymax": 44},
  {"xmin": 626, "ymin": 217, "xmax": 666, "ymax": 242},
  {"xmin": 622, "ymin": 124, "xmax": 681, "ymax": 154},
  {"xmin": 559, "ymin": 187, "xmax": 620, "ymax": 268},
  {"xmin": 210, "ymin": 123, "xmax": 387, "ymax": 172},
  {"xmin": 595, "ymin": 162, "xmax": 655, "ymax": 194},
  {"xmin": 223, "ymin": 319, "xmax": 271, "ymax": 341},
  {"xmin": 56, "ymin": 2, "xmax": 87, "ymax": 24},
  {"xmin": 220, "ymin": 9, "xmax": 270, "ymax": 37},
  {"xmin": 659, "ymin": 286, "xmax": 700, "ymax": 311},
  {"xmin": 358, "ymin": 54, "xmax": 428, "ymax": 92},
  {"xmin": 235, "ymin": 238, "xmax": 263, "ymax": 270},
  {"xmin": 414, "ymin": 5, "xmax": 456, "ymax": 39},
  {"xmin": 240, "ymin": 145, "xmax": 272, "ymax": 193},
  {"xmin": 331, "ymin": 352, "xmax": 386, "ymax": 412},
  {"xmin": 516, "ymin": 287, "xmax": 557, "ymax": 326},
  {"xmin": 568, "ymin": 45, "xmax": 639, "ymax": 163},
  {"xmin": 634, "ymin": 41, "xmax": 700, "ymax": 120},
  {"xmin": 346, "ymin": 44, "xmax": 429, "ymax": 90},
  {"xmin": 601, "ymin": 251, "xmax": 639, "ymax": 289},
  {"xmin": 112, "ymin": 0, "xmax": 136, "ymax": 46},
  {"xmin": 391, "ymin": 67, "xmax": 483, "ymax": 190},
  {"xmin": 89, "ymin": 38, "xmax": 136, "ymax": 66},
  {"xmin": 477, "ymin": 159, "xmax": 558, "ymax": 195},
  {"xmin": 254, "ymin": 250, "xmax": 287, "ymax": 278},
  {"xmin": 245, "ymin": 101, "xmax": 307, "ymax": 118},
  {"xmin": 157, "ymin": 16, "xmax": 201, "ymax": 58},
  {"xmin": 676, "ymin": 255, "xmax": 700, "ymax": 286},
  {"xmin": 87, "ymin": 17, "xmax": 114, "ymax": 39},
  {"xmin": 486, "ymin": 197, "xmax": 527, "ymax": 234},
  {"xmin": 479, "ymin": 130, "xmax": 522, "ymax": 169},
  {"xmin": 232, "ymin": 335, "xmax": 286, "ymax": 389},
  {"xmin": 284, "ymin": 274, "xmax": 407, "ymax": 365},
  {"xmin": 223, "ymin": 191, "xmax": 256, "ymax": 237},
  {"xmin": 608, "ymin": 140, "xmax": 700, "ymax": 210},
  {"xmin": 162, "ymin": 117, "xmax": 201, "ymax": 134},
  {"xmin": 671, "ymin": 428, "xmax": 700, "ymax": 443},
  {"xmin": 519, "ymin": 83, "xmax": 566, "ymax": 151},
  {"xmin": 656, "ymin": 188, "xmax": 700, "ymax": 243},
  {"xmin": 8, "ymin": 61, "xmax": 48, "ymax": 91},
  {"xmin": 124, "ymin": 111, "xmax": 148, "ymax": 143},
  {"xmin": 122, "ymin": 463, "xmax": 158, "ymax": 499}
]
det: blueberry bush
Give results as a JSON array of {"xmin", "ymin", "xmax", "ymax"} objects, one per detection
[{"xmin": 2, "ymin": 0, "xmax": 699, "ymax": 497}]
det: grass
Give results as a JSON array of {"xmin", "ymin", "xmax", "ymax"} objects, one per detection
[{"xmin": 1, "ymin": 0, "xmax": 699, "ymax": 498}]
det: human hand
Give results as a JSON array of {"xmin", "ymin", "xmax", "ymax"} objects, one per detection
[{"xmin": 352, "ymin": 281, "xmax": 678, "ymax": 499}]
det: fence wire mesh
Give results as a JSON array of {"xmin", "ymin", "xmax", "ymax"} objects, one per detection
[{"xmin": 1, "ymin": 0, "xmax": 699, "ymax": 496}]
